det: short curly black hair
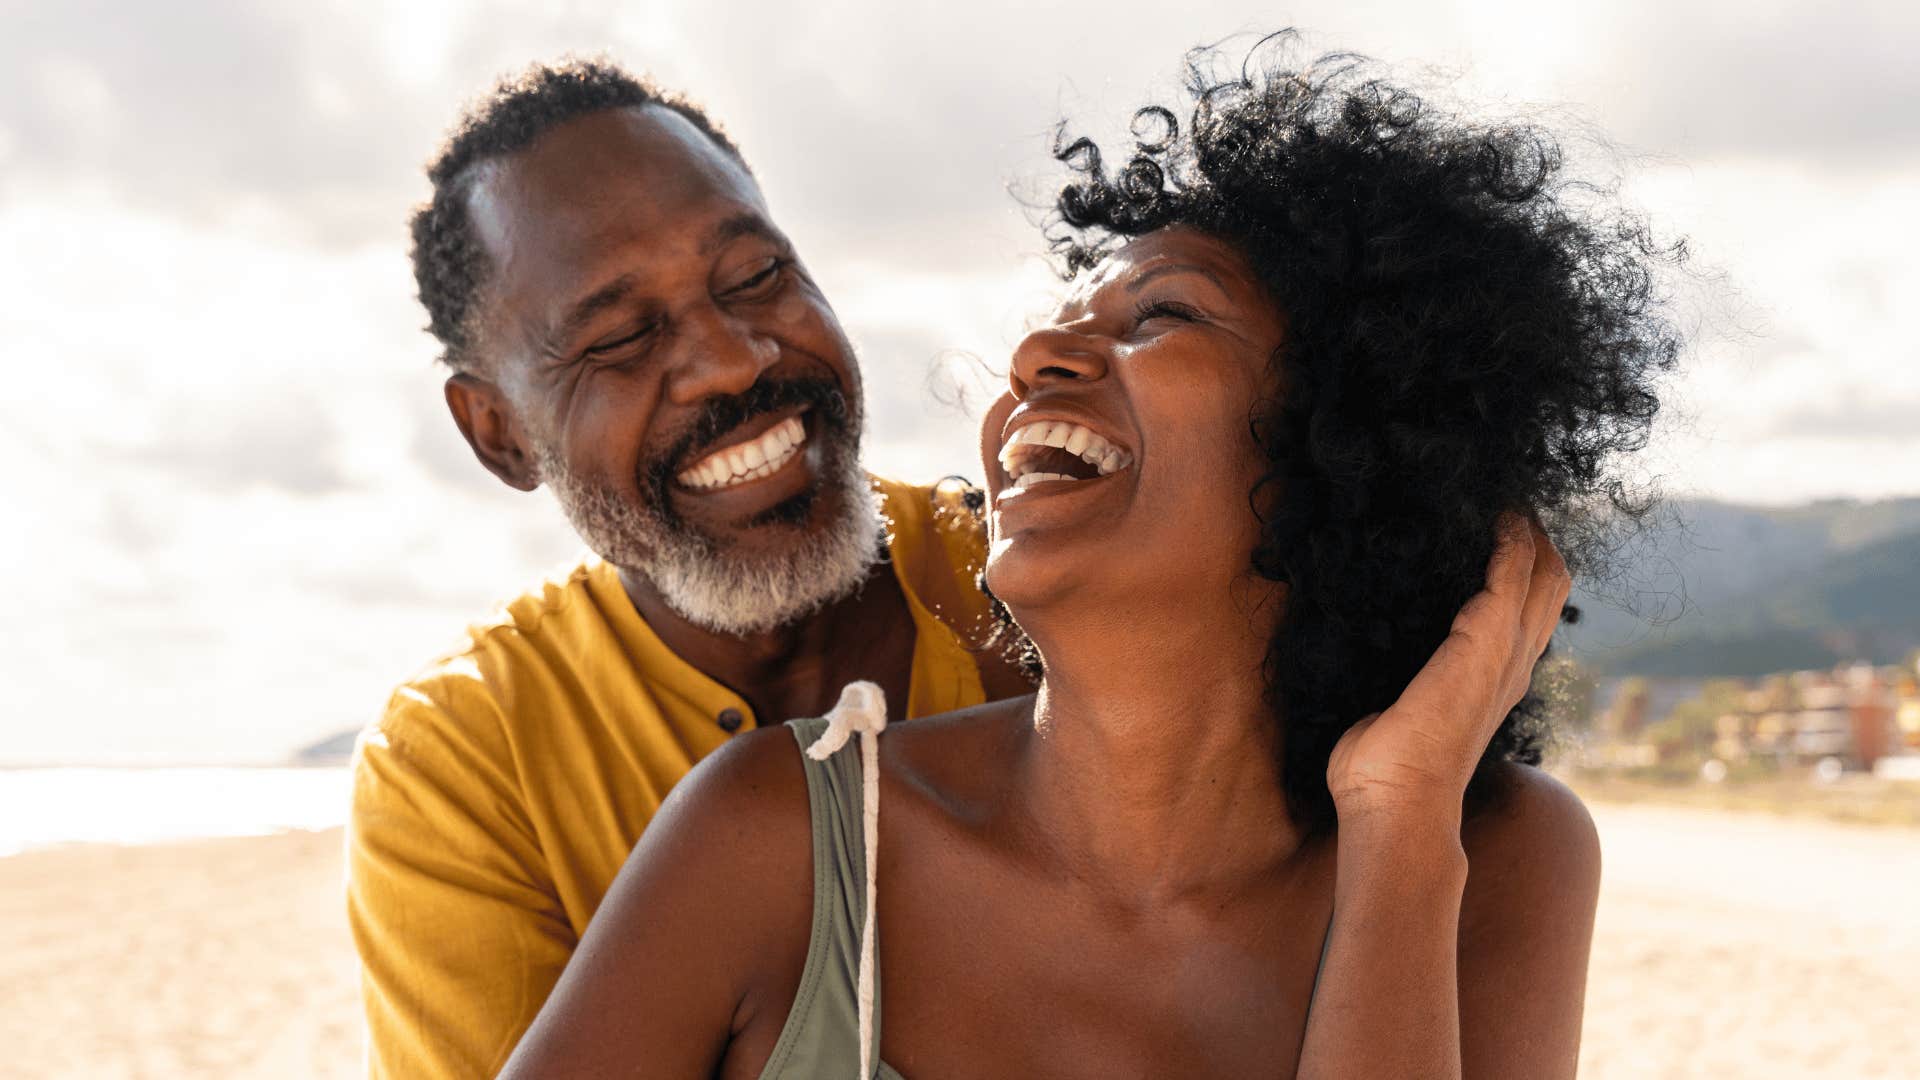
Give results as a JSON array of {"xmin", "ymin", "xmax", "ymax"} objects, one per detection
[
  {"xmin": 1002, "ymin": 33, "xmax": 1681, "ymax": 833},
  {"xmin": 409, "ymin": 59, "xmax": 745, "ymax": 371}
]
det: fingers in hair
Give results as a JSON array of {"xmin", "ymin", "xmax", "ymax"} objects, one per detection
[{"xmin": 1520, "ymin": 519, "xmax": 1573, "ymax": 662}]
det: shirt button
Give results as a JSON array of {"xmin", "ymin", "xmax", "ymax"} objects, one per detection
[{"xmin": 716, "ymin": 708, "xmax": 745, "ymax": 734}]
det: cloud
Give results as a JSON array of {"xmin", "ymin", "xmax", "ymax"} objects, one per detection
[
  {"xmin": 0, "ymin": 1, "xmax": 424, "ymax": 244},
  {"xmin": 1548, "ymin": 1, "xmax": 1920, "ymax": 167},
  {"xmin": 101, "ymin": 400, "xmax": 354, "ymax": 496},
  {"xmin": 5, "ymin": 0, "xmax": 1914, "ymax": 265},
  {"xmin": 1766, "ymin": 395, "xmax": 1920, "ymax": 442},
  {"xmin": 0, "ymin": 1, "xmax": 1067, "ymax": 255}
]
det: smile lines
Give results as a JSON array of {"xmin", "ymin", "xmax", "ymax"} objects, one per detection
[
  {"xmin": 677, "ymin": 415, "xmax": 807, "ymax": 491},
  {"xmin": 998, "ymin": 420, "xmax": 1132, "ymax": 489}
]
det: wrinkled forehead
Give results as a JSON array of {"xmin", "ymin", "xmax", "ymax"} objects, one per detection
[{"xmin": 465, "ymin": 105, "xmax": 768, "ymax": 285}]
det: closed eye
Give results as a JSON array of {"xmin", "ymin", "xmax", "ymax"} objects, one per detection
[
  {"xmin": 1132, "ymin": 298, "xmax": 1205, "ymax": 326},
  {"xmin": 724, "ymin": 257, "xmax": 789, "ymax": 300},
  {"xmin": 584, "ymin": 320, "xmax": 658, "ymax": 359}
]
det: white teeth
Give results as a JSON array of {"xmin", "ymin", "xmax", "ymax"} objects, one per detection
[
  {"xmin": 997, "ymin": 419, "xmax": 1133, "ymax": 484},
  {"xmin": 1013, "ymin": 472, "xmax": 1078, "ymax": 489},
  {"xmin": 676, "ymin": 415, "xmax": 810, "ymax": 490}
]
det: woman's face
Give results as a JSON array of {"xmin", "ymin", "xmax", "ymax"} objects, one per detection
[{"xmin": 981, "ymin": 226, "xmax": 1287, "ymax": 619}]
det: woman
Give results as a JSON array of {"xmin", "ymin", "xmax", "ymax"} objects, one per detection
[{"xmin": 503, "ymin": 36, "xmax": 1676, "ymax": 1079}]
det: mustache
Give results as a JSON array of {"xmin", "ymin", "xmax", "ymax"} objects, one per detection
[{"xmin": 638, "ymin": 375, "xmax": 856, "ymax": 498}]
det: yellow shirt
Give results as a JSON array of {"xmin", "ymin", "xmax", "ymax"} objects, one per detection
[{"xmin": 347, "ymin": 477, "xmax": 991, "ymax": 1079}]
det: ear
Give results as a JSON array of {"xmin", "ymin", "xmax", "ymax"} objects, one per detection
[{"xmin": 445, "ymin": 373, "xmax": 541, "ymax": 492}]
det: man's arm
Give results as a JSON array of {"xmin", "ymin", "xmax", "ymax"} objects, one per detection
[{"xmin": 347, "ymin": 685, "xmax": 573, "ymax": 1080}]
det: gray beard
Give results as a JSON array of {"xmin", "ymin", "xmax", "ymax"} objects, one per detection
[{"xmin": 535, "ymin": 440, "xmax": 882, "ymax": 638}]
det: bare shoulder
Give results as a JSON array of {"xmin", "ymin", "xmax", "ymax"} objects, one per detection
[
  {"xmin": 1463, "ymin": 761, "xmax": 1600, "ymax": 860},
  {"xmin": 895, "ymin": 692, "xmax": 1033, "ymax": 735},
  {"xmin": 1459, "ymin": 761, "xmax": 1602, "ymax": 927},
  {"xmin": 1454, "ymin": 768, "xmax": 1602, "ymax": 1078},
  {"xmin": 884, "ymin": 694, "xmax": 1034, "ymax": 795},
  {"xmin": 634, "ymin": 723, "xmax": 816, "ymax": 888},
  {"xmin": 576, "ymin": 722, "xmax": 817, "ymax": 976}
]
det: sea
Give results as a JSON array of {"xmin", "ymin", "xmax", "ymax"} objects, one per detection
[{"xmin": 0, "ymin": 766, "xmax": 353, "ymax": 857}]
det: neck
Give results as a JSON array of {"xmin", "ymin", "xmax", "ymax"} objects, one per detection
[
  {"xmin": 619, "ymin": 558, "xmax": 914, "ymax": 723},
  {"xmin": 1013, "ymin": 583, "xmax": 1303, "ymax": 901}
]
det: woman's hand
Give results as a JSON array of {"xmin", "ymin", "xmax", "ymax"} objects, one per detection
[{"xmin": 1326, "ymin": 513, "xmax": 1571, "ymax": 827}]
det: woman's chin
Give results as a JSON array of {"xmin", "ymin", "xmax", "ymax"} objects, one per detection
[
  {"xmin": 981, "ymin": 542, "xmax": 1081, "ymax": 618},
  {"xmin": 983, "ymin": 533, "xmax": 1152, "ymax": 622}
]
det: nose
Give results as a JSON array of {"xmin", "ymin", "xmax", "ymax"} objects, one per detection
[
  {"xmin": 664, "ymin": 308, "xmax": 780, "ymax": 406},
  {"xmin": 1007, "ymin": 323, "xmax": 1109, "ymax": 399}
]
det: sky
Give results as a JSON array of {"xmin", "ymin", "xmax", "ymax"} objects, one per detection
[{"xmin": 2, "ymin": 0, "xmax": 1916, "ymax": 763}]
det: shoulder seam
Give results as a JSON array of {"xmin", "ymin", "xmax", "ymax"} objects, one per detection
[{"xmin": 397, "ymin": 556, "xmax": 601, "ymax": 683}]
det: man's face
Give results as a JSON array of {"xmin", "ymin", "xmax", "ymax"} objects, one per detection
[{"xmin": 458, "ymin": 105, "xmax": 877, "ymax": 634}]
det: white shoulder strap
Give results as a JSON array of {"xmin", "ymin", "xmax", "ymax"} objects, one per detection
[{"xmin": 804, "ymin": 680, "xmax": 889, "ymax": 1079}]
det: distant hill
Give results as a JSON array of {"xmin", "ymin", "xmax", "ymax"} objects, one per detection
[
  {"xmin": 295, "ymin": 729, "xmax": 361, "ymax": 765},
  {"xmin": 1566, "ymin": 497, "xmax": 1920, "ymax": 676}
]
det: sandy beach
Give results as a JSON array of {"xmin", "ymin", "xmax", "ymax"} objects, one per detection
[
  {"xmin": 0, "ymin": 829, "xmax": 362, "ymax": 1080},
  {"xmin": 1578, "ymin": 803, "xmax": 1920, "ymax": 1079},
  {"xmin": 1, "ymin": 803, "xmax": 1914, "ymax": 1079}
]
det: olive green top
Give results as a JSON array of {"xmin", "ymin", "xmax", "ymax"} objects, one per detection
[{"xmin": 760, "ymin": 716, "xmax": 904, "ymax": 1080}]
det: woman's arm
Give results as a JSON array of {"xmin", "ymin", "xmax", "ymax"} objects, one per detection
[
  {"xmin": 1302, "ymin": 805, "xmax": 1472, "ymax": 1078},
  {"xmin": 1298, "ymin": 515, "xmax": 1595, "ymax": 1080},
  {"xmin": 1302, "ymin": 770, "xmax": 1600, "ymax": 1080},
  {"xmin": 499, "ymin": 725, "xmax": 815, "ymax": 1079}
]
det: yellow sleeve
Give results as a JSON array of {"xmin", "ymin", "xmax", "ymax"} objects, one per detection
[{"xmin": 346, "ymin": 679, "xmax": 574, "ymax": 1079}]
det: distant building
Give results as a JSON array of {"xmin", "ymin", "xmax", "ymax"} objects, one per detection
[
  {"xmin": 1590, "ymin": 662, "xmax": 1919, "ymax": 775},
  {"xmin": 1596, "ymin": 677, "xmax": 1707, "ymax": 740}
]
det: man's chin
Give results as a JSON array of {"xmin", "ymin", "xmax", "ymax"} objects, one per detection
[
  {"xmin": 690, "ymin": 480, "xmax": 851, "ymax": 562},
  {"xmin": 745, "ymin": 487, "xmax": 819, "ymax": 528},
  {"xmin": 643, "ymin": 471, "xmax": 883, "ymax": 638}
]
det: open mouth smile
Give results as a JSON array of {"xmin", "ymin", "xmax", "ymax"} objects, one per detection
[
  {"xmin": 675, "ymin": 413, "xmax": 808, "ymax": 492},
  {"xmin": 997, "ymin": 419, "xmax": 1133, "ymax": 491}
]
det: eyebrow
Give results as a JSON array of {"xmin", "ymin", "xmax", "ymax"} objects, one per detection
[
  {"xmin": 1126, "ymin": 262, "xmax": 1230, "ymax": 294},
  {"xmin": 700, "ymin": 211, "xmax": 783, "ymax": 256}
]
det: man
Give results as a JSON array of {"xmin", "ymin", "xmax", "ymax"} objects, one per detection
[{"xmin": 348, "ymin": 60, "xmax": 1024, "ymax": 1078}]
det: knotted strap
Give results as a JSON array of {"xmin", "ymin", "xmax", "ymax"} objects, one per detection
[{"xmin": 804, "ymin": 681, "xmax": 889, "ymax": 1079}]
